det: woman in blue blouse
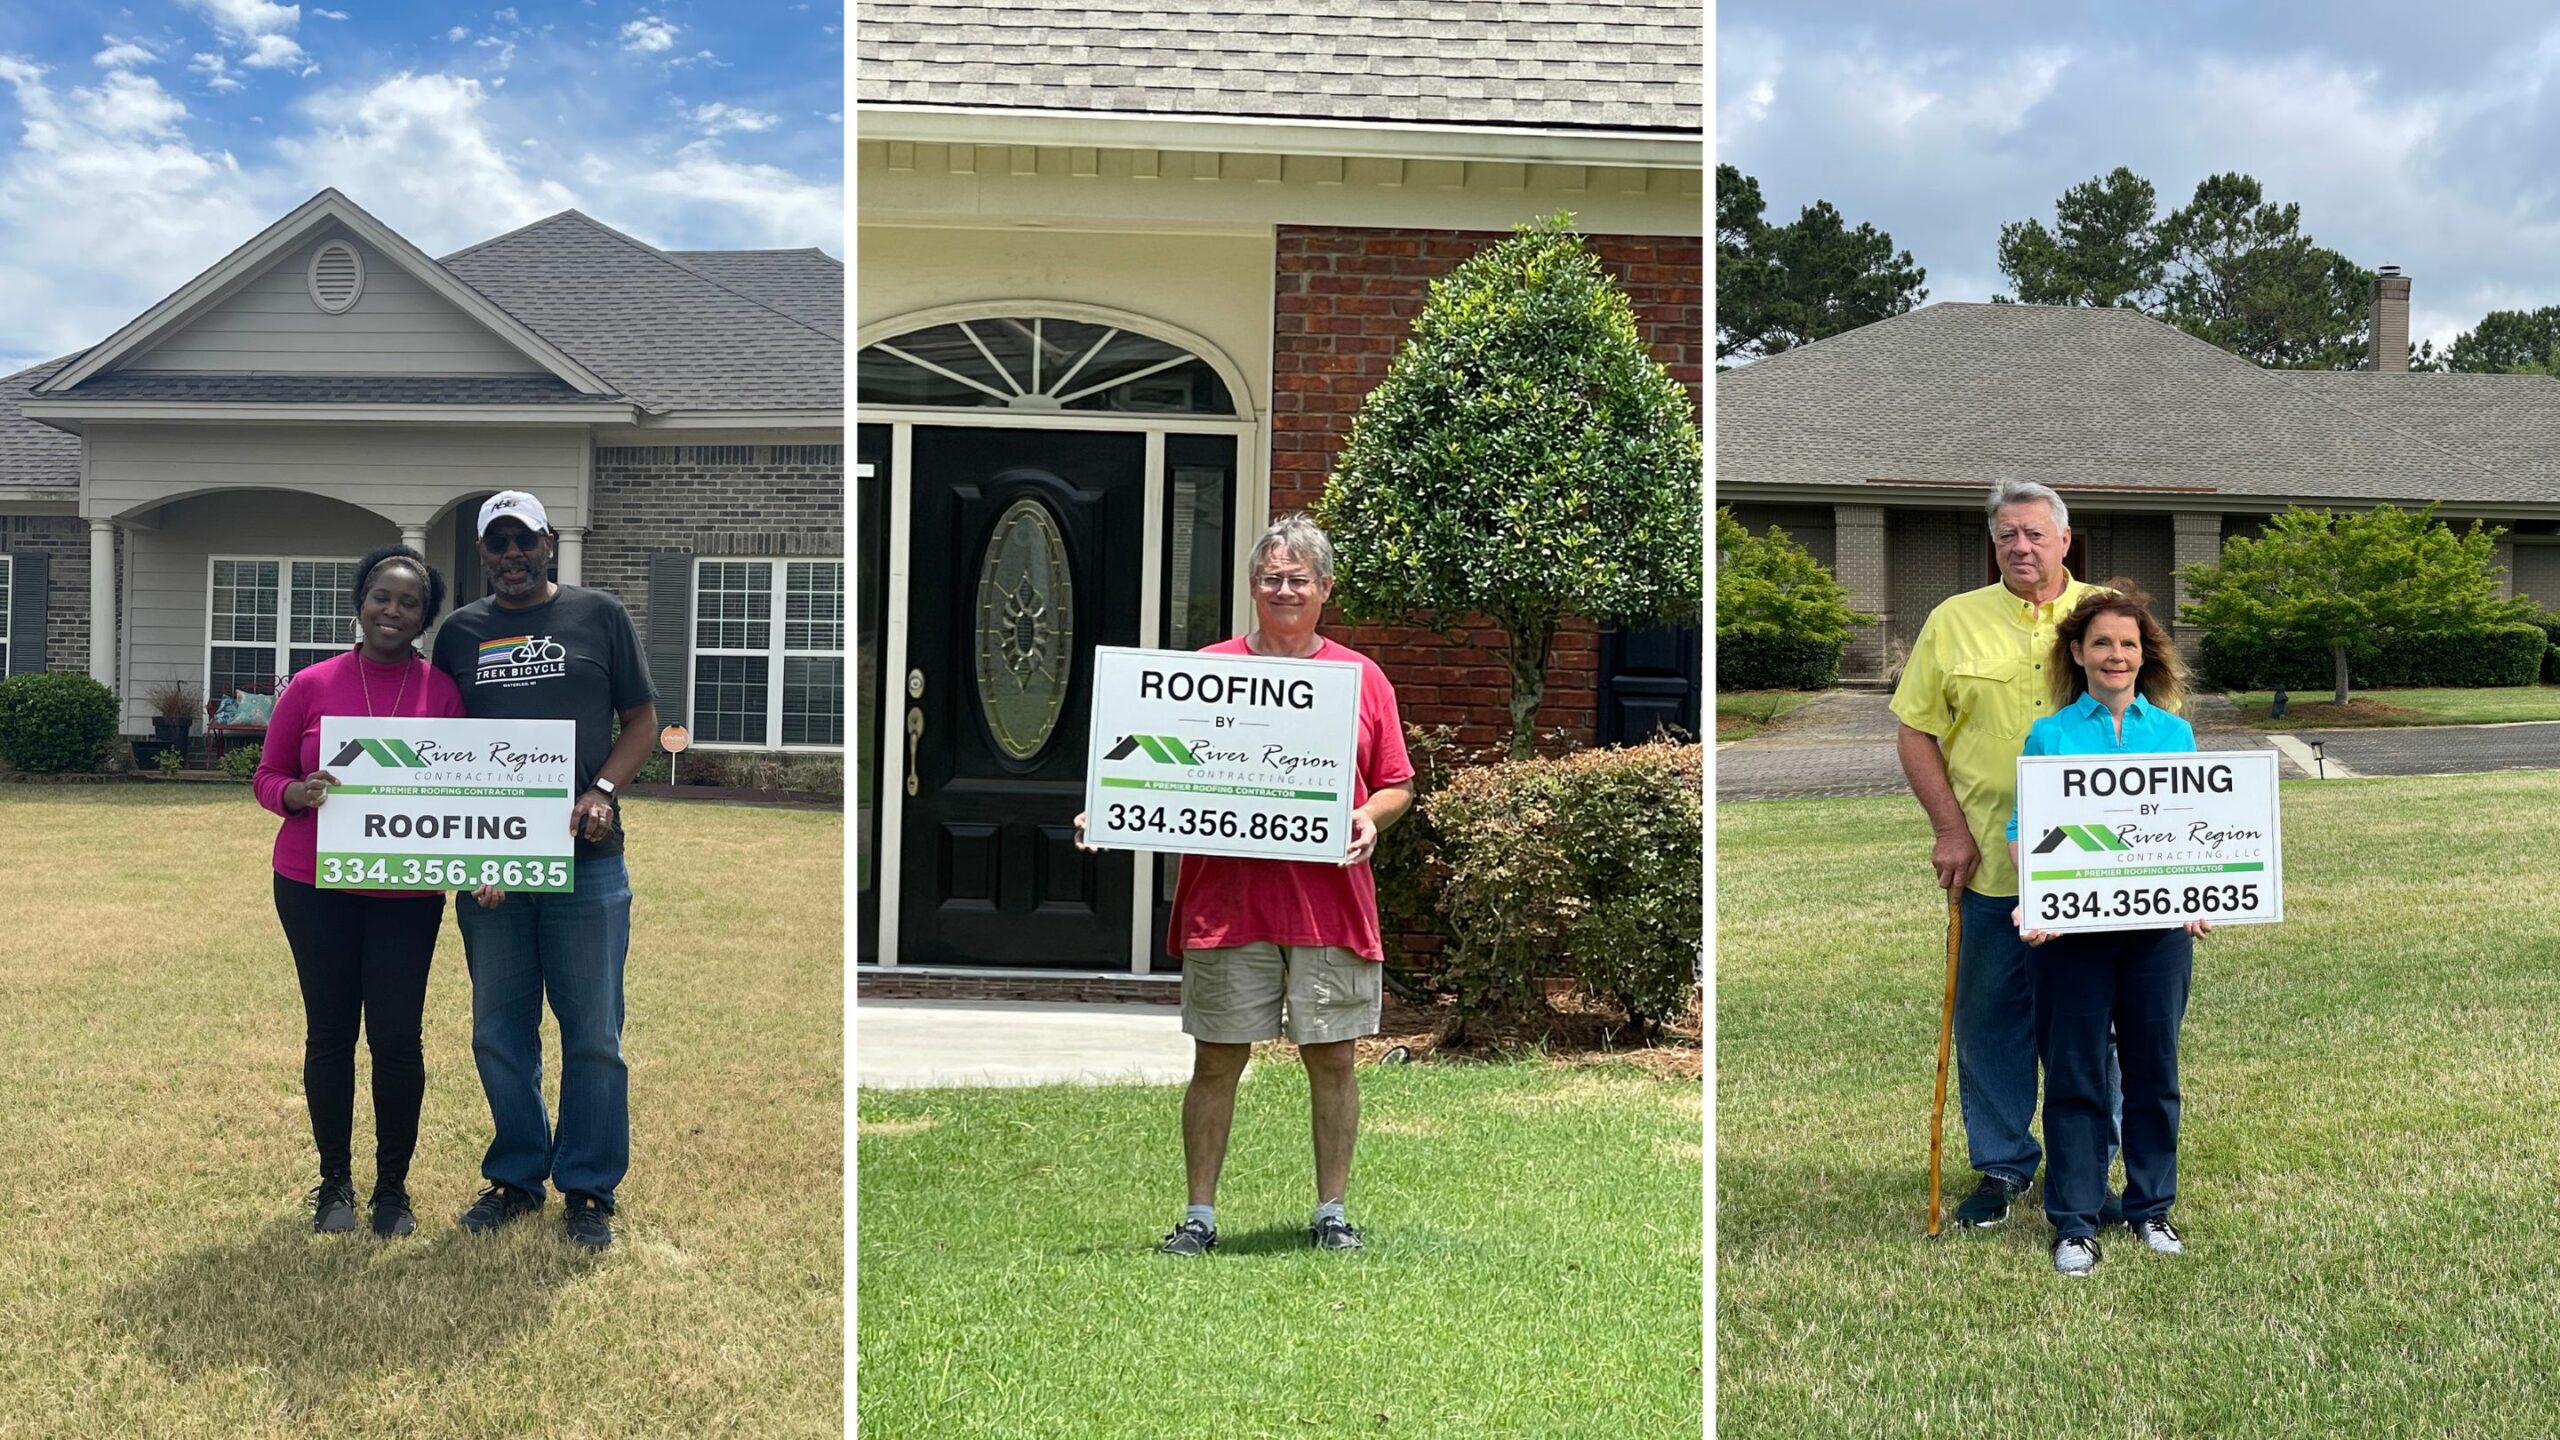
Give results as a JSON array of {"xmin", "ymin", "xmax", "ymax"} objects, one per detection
[{"xmin": 2008, "ymin": 582, "xmax": 2213, "ymax": 1277}]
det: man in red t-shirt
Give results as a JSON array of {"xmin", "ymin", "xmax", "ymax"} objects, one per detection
[{"xmin": 1080, "ymin": 514, "xmax": 1414, "ymax": 1255}]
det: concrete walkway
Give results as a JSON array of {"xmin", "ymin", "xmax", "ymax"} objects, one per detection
[{"xmin": 858, "ymin": 999, "xmax": 1194, "ymax": 1089}]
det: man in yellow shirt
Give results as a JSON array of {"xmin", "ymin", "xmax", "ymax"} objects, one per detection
[{"xmin": 1891, "ymin": 479, "xmax": 2111, "ymax": 1230}]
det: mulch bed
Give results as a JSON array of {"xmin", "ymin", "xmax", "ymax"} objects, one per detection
[{"xmin": 1254, "ymin": 989, "xmax": 1701, "ymax": 1081}]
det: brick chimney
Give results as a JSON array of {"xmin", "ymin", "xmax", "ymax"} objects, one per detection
[{"xmin": 2368, "ymin": 266, "xmax": 2410, "ymax": 372}]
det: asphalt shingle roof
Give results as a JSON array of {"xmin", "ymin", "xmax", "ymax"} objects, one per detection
[
  {"xmin": 666, "ymin": 250, "xmax": 844, "ymax": 338},
  {"xmin": 1717, "ymin": 303, "xmax": 2555, "ymax": 507},
  {"xmin": 440, "ymin": 212, "xmax": 844, "ymax": 413},
  {"xmin": 59, "ymin": 373, "xmax": 610, "ymax": 405},
  {"xmin": 0, "ymin": 358, "xmax": 79, "ymax": 492},
  {"xmin": 856, "ymin": 0, "xmax": 1702, "ymax": 132}
]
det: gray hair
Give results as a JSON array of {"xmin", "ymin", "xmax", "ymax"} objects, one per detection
[
  {"xmin": 1251, "ymin": 512, "xmax": 1335, "ymax": 584},
  {"xmin": 1986, "ymin": 479, "xmax": 2069, "ymax": 533}
]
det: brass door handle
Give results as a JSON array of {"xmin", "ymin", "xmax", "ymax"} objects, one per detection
[{"xmin": 904, "ymin": 706, "xmax": 925, "ymax": 796}]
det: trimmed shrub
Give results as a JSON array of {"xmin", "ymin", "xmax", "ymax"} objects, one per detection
[
  {"xmin": 0, "ymin": 671, "xmax": 119, "ymax": 774},
  {"xmin": 1371, "ymin": 723, "xmax": 1480, "ymax": 991},
  {"xmin": 1716, "ymin": 628, "xmax": 1842, "ymax": 691},
  {"xmin": 1427, "ymin": 739, "xmax": 1702, "ymax": 1037},
  {"xmin": 2198, "ymin": 624, "xmax": 2546, "ymax": 691},
  {"xmin": 218, "ymin": 745, "xmax": 261, "ymax": 780},
  {"xmin": 2537, "ymin": 612, "xmax": 2560, "ymax": 685}
]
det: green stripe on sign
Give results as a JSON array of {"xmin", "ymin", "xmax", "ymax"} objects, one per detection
[
  {"xmin": 330, "ymin": 784, "xmax": 572, "ymax": 797},
  {"xmin": 2029, "ymin": 861, "xmax": 2268, "ymax": 881},
  {"xmin": 1098, "ymin": 776, "xmax": 1339, "ymax": 801},
  {"xmin": 1160, "ymin": 735, "xmax": 1201, "ymax": 765}
]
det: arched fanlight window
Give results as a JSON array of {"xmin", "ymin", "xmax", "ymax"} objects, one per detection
[{"xmin": 859, "ymin": 315, "xmax": 1235, "ymax": 415}]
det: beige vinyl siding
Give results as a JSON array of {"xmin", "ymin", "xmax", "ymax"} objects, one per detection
[
  {"xmin": 123, "ymin": 231, "xmax": 545, "ymax": 376},
  {"xmin": 87, "ymin": 424, "xmax": 586, "ymax": 531}
]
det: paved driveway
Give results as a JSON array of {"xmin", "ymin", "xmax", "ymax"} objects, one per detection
[
  {"xmin": 858, "ymin": 999, "xmax": 1194, "ymax": 1089},
  {"xmin": 2287, "ymin": 722, "xmax": 2560, "ymax": 779}
]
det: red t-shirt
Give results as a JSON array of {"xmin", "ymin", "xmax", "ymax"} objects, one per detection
[
  {"xmin": 254, "ymin": 649, "xmax": 467, "ymax": 896},
  {"xmin": 1166, "ymin": 636, "xmax": 1416, "ymax": 962}
]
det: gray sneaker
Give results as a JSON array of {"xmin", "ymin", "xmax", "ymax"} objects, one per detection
[
  {"xmin": 1310, "ymin": 1215, "xmax": 1364, "ymax": 1251},
  {"xmin": 2130, "ymin": 1216, "xmax": 2184, "ymax": 1256},
  {"xmin": 1158, "ymin": 1219, "xmax": 1217, "ymax": 1256},
  {"xmin": 2052, "ymin": 1235, "xmax": 2100, "ymax": 1276}
]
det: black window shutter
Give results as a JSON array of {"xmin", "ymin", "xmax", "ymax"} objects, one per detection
[
  {"xmin": 7, "ymin": 552, "xmax": 47, "ymax": 676},
  {"xmin": 646, "ymin": 551, "xmax": 692, "ymax": 727}
]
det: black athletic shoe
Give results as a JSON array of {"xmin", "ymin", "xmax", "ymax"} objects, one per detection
[
  {"xmin": 458, "ymin": 1182, "xmax": 544, "ymax": 1234},
  {"xmin": 2098, "ymin": 1189, "xmax": 2125, "ymax": 1229},
  {"xmin": 311, "ymin": 1177, "xmax": 357, "ymax": 1235},
  {"xmin": 1952, "ymin": 1173, "xmax": 2023, "ymax": 1229},
  {"xmin": 368, "ymin": 1186, "xmax": 417, "ymax": 1238},
  {"xmin": 1310, "ymin": 1215, "xmax": 1365, "ymax": 1251},
  {"xmin": 1158, "ymin": 1219, "xmax": 1217, "ymax": 1256},
  {"xmin": 563, "ymin": 1192, "xmax": 614, "ymax": 1252}
]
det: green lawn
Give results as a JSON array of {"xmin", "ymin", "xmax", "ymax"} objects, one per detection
[
  {"xmin": 2223, "ymin": 684, "xmax": 2560, "ymax": 727},
  {"xmin": 1719, "ymin": 773, "xmax": 2560, "ymax": 1435},
  {"xmin": 858, "ymin": 1061, "xmax": 1702, "ymax": 1438},
  {"xmin": 0, "ymin": 787, "xmax": 842, "ymax": 1439},
  {"xmin": 1717, "ymin": 690, "xmax": 1821, "ymax": 739}
]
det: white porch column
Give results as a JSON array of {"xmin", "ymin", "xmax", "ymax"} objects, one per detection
[
  {"xmin": 399, "ymin": 525, "xmax": 427, "ymax": 554},
  {"xmin": 555, "ymin": 527, "xmax": 584, "ymax": 585},
  {"xmin": 87, "ymin": 519, "xmax": 115, "ymax": 688}
]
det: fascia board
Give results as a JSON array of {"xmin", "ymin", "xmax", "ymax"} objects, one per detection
[
  {"xmin": 857, "ymin": 105, "xmax": 1701, "ymax": 170},
  {"xmin": 0, "ymin": 491, "xmax": 78, "ymax": 512},
  {"xmin": 22, "ymin": 400, "xmax": 638, "ymax": 431},
  {"xmin": 38, "ymin": 191, "xmax": 618, "ymax": 397},
  {"xmin": 634, "ymin": 409, "xmax": 845, "ymax": 429}
]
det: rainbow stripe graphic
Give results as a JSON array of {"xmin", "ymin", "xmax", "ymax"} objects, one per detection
[{"xmin": 478, "ymin": 636, "xmax": 529, "ymax": 666}]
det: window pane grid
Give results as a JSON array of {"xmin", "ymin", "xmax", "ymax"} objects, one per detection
[
  {"xmin": 209, "ymin": 646, "xmax": 276, "ymax": 697},
  {"xmin": 693, "ymin": 654, "xmax": 770, "ymax": 745},
  {"xmin": 289, "ymin": 561, "xmax": 358, "ymax": 645},
  {"xmin": 212, "ymin": 560, "xmax": 279, "ymax": 644},
  {"xmin": 785, "ymin": 562, "xmax": 845, "ymax": 652},
  {"xmin": 782, "ymin": 657, "xmax": 844, "ymax": 746},
  {"xmin": 694, "ymin": 561, "xmax": 773, "ymax": 652}
]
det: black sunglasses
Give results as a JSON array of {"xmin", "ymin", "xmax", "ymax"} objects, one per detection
[{"xmin": 482, "ymin": 528, "xmax": 544, "ymax": 555}]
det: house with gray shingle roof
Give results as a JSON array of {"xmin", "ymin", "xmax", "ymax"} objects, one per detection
[
  {"xmin": 1716, "ymin": 281, "xmax": 2560, "ymax": 680},
  {"xmin": 857, "ymin": 0, "xmax": 1701, "ymax": 973},
  {"xmin": 0, "ymin": 188, "xmax": 845, "ymax": 759}
]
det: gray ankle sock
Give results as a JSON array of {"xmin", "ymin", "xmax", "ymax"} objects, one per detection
[
  {"xmin": 1313, "ymin": 1200, "xmax": 1346, "ymax": 1226},
  {"xmin": 1185, "ymin": 1204, "xmax": 1215, "ymax": 1230}
]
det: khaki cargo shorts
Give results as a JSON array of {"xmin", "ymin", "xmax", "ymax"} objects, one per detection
[{"xmin": 1181, "ymin": 941, "xmax": 1383, "ymax": 1045}]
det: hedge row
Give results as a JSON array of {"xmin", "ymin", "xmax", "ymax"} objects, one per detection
[
  {"xmin": 1716, "ymin": 627, "xmax": 1842, "ymax": 691},
  {"xmin": 2195, "ymin": 624, "xmax": 2549, "ymax": 691}
]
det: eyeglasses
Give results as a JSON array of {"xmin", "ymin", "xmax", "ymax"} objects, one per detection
[
  {"xmin": 1253, "ymin": 573, "xmax": 1319, "ymax": 593},
  {"xmin": 483, "ymin": 528, "xmax": 544, "ymax": 555}
]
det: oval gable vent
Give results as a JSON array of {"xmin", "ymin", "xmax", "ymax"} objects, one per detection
[{"xmin": 307, "ymin": 240, "xmax": 365, "ymax": 314}]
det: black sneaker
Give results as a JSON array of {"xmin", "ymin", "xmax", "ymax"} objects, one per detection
[
  {"xmin": 1310, "ymin": 1215, "xmax": 1365, "ymax": 1251},
  {"xmin": 563, "ymin": 1192, "xmax": 614, "ymax": 1252},
  {"xmin": 1158, "ymin": 1218, "xmax": 1217, "ymax": 1256},
  {"xmin": 310, "ymin": 1177, "xmax": 357, "ymax": 1234},
  {"xmin": 369, "ymin": 1186, "xmax": 416, "ymax": 1238},
  {"xmin": 2053, "ymin": 1235, "xmax": 2101, "ymax": 1277},
  {"xmin": 1952, "ymin": 1173, "xmax": 2023, "ymax": 1229},
  {"xmin": 458, "ymin": 1182, "xmax": 544, "ymax": 1234}
]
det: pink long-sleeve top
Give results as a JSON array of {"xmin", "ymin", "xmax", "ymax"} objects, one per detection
[{"xmin": 254, "ymin": 648, "xmax": 466, "ymax": 896}]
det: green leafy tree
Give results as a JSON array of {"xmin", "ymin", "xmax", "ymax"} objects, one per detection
[
  {"xmin": 1995, "ymin": 169, "xmax": 2374, "ymax": 369},
  {"xmin": 1715, "ymin": 507, "xmax": 1869, "ymax": 645},
  {"xmin": 2179, "ymin": 504, "xmax": 2534, "ymax": 704},
  {"xmin": 2444, "ymin": 306, "xmax": 2560, "ymax": 374},
  {"xmin": 1318, "ymin": 213, "xmax": 1703, "ymax": 759},
  {"xmin": 1717, "ymin": 166, "xmax": 1928, "ymax": 363}
]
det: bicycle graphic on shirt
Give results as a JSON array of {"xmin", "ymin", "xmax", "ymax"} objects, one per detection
[{"xmin": 509, "ymin": 638, "xmax": 567, "ymax": 665}]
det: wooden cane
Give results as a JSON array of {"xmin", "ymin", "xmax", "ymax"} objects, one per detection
[{"xmin": 1926, "ymin": 889, "xmax": 1961, "ymax": 1239}]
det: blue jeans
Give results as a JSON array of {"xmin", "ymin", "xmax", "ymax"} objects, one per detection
[
  {"xmin": 2035, "ymin": 926, "xmax": 2191, "ymax": 1238},
  {"xmin": 1955, "ymin": 887, "xmax": 2119, "ymax": 1185},
  {"xmin": 455, "ymin": 855, "xmax": 631, "ymax": 1206}
]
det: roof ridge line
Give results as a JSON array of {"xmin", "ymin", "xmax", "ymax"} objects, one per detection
[
  {"xmin": 2264, "ymin": 365, "xmax": 2515, "ymax": 480},
  {"xmin": 531, "ymin": 212, "xmax": 847, "ymax": 345}
]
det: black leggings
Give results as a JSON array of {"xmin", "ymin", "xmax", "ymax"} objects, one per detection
[{"xmin": 272, "ymin": 875, "xmax": 445, "ymax": 1189}]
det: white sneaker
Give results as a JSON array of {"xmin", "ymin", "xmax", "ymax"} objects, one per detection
[
  {"xmin": 2052, "ymin": 1235, "xmax": 2100, "ymax": 1276},
  {"xmin": 2131, "ymin": 1216, "xmax": 2184, "ymax": 1256}
]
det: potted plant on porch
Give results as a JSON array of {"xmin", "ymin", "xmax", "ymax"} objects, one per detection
[{"xmin": 145, "ymin": 679, "xmax": 200, "ymax": 757}]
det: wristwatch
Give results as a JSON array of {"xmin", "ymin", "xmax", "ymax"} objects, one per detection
[{"xmin": 591, "ymin": 776, "xmax": 617, "ymax": 797}]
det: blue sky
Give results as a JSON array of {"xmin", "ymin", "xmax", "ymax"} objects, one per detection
[
  {"xmin": 1719, "ymin": 1, "xmax": 2560, "ymax": 356},
  {"xmin": 0, "ymin": 1, "xmax": 843, "ymax": 370}
]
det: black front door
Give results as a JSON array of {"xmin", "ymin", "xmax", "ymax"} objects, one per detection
[
  {"xmin": 1599, "ymin": 624, "xmax": 1703, "ymax": 744},
  {"xmin": 899, "ymin": 427, "xmax": 1142, "ymax": 966}
]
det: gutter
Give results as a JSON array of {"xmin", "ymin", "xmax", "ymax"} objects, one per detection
[{"xmin": 857, "ymin": 104, "xmax": 1700, "ymax": 170}]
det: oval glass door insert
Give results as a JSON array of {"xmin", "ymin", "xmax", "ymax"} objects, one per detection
[{"xmin": 975, "ymin": 497, "xmax": 1076, "ymax": 761}]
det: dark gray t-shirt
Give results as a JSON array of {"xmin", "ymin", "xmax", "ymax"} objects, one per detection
[{"xmin": 432, "ymin": 585, "xmax": 656, "ymax": 860}]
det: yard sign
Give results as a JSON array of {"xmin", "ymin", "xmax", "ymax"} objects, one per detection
[
  {"xmin": 315, "ymin": 717, "xmax": 576, "ymax": 892},
  {"xmin": 1082, "ymin": 646, "xmax": 1360, "ymax": 863},
  {"xmin": 2015, "ymin": 749, "xmax": 2283, "ymax": 934}
]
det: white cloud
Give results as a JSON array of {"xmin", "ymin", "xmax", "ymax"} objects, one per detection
[
  {"xmin": 312, "ymin": 7, "xmax": 349, "ymax": 18},
  {"xmin": 94, "ymin": 40, "xmax": 161, "ymax": 71},
  {"xmin": 243, "ymin": 34, "xmax": 313, "ymax": 71},
  {"xmin": 619, "ymin": 17, "xmax": 677, "ymax": 53},
  {"xmin": 188, "ymin": 0, "xmax": 314, "ymax": 75},
  {"xmin": 691, "ymin": 101, "xmax": 774, "ymax": 135},
  {"xmin": 190, "ymin": 52, "xmax": 245, "ymax": 91},
  {"xmin": 477, "ymin": 35, "xmax": 518, "ymax": 69},
  {"xmin": 585, "ymin": 140, "xmax": 841, "ymax": 251},
  {"xmin": 276, "ymin": 71, "xmax": 575, "ymax": 252},
  {"xmin": 80, "ymin": 71, "xmax": 190, "ymax": 136},
  {"xmin": 496, "ymin": 7, "xmax": 520, "ymax": 22},
  {"xmin": 447, "ymin": 26, "xmax": 470, "ymax": 42}
]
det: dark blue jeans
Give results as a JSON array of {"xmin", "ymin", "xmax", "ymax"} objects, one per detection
[
  {"xmin": 1956, "ymin": 887, "xmax": 2119, "ymax": 1185},
  {"xmin": 455, "ymin": 855, "xmax": 631, "ymax": 1206},
  {"xmin": 2035, "ymin": 925, "xmax": 2191, "ymax": 1239}
]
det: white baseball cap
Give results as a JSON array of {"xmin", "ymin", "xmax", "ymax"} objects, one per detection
[{"xmin": 477, "ymin": 490, "xmax": 551, "ymax": 538}]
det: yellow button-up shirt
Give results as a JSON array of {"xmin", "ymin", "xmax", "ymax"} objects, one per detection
[{"xmin": 1889, "ymin": 573, "xmax": 2100, "ymax": 898}]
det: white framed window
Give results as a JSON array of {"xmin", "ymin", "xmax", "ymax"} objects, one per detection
[
  {"xmin": 205, "ymin": 556, "xmax": 360, "ymax": 696},
  {"xmin": 692, "ymin": 558, "xmax": 845, "ymax": 750}
]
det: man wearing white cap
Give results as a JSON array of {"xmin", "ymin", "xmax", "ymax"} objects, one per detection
[{"xmin": 430, "ymin": 490, "xmax": 658, "ymax": 1251}]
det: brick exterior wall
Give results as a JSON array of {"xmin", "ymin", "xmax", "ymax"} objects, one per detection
[
  {"xmin": 587, "ymin": 443, "xmax": 846, "ymax": 640},
  {"xmin": 1, "ymin": 515, "xmax": 90, "ymax": 673},
  {"xmin": 1272, "ymin": 225, "xmax": 1703, "ymax": 751},
  {"xmin": 2090, "ymin": 512, "xmax": 2176, "ymax": 615},
  {"xmin": 1883, "ymin": 508, "xmax": 1974, "ymax": 662}
]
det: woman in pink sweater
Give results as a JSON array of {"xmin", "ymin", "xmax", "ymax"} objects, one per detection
[{"xmin": 253, "ymin": 544, "xmax": 464, "ymax": 1238}]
